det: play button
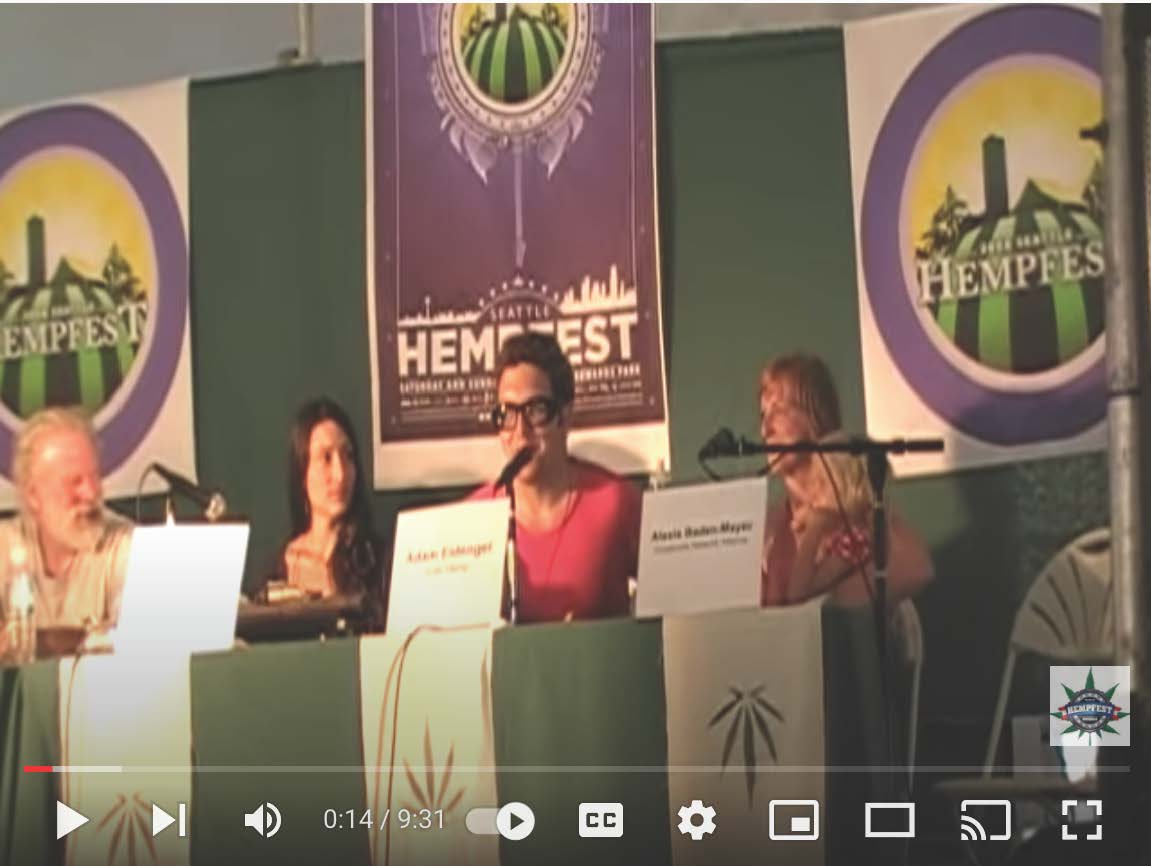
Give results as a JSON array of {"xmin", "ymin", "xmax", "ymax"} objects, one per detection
[
  {"xmin": 152, "ymin": 804, "xmax": 176, "ymax": 837},
  {"xmin": 56, "ymin": 801, "xmax": 89, "ymax": 839},
  {"xmin": 495, "ymin": 802, "xmax": 535, "ymax": 841}
]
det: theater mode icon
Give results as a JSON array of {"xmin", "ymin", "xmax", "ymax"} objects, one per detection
[{"xmin": 865, "ymin": 802, "xmax": 915, "ymax": 838}]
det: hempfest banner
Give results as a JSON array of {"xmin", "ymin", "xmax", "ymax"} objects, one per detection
[
  {"xmin": 845, "ymin": 4, "xmax": 1106, "ymax": 476},
  {"xmin": 366, "ymin": 4, "xmax": 669, "ymax": 488},
  {"xmin": 0, "ymin": 80, "xmax": 196, "ymax": 506}
]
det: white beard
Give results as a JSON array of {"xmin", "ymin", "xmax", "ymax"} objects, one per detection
[{"xmin": 51, "ymin": 509, "xmax": 104, "ymax": 554}]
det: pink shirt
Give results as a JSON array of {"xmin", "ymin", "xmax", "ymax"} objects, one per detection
[
  {"xmin": 761, "ymin": 502, "xmax": 798, "ymax": 606},
  {"xmin": 763, "ymin": 500, "xmax": 922, "ymax": 608},
  {"xmin": 469, "ymin": 459, "xmax": 642, "ymax": 624}
]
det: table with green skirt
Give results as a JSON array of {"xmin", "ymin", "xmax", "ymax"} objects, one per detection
[{"xmin": 1, "ymin": 602, "xmax": 906, "ymax": 866}]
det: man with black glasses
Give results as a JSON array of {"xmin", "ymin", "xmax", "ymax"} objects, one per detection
[{"xmin": 469, "ymin": 332, "xmax": 641, "ymax": 623}]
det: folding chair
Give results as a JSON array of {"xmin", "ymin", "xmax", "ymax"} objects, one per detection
[{"xmin": 982, "ymin": 528, "xmax": 1112, "ymax": 775}]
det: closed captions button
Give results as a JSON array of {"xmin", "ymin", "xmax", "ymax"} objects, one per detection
[{"xmin": 580, "ymin": 802, "xmax": 623, "ymax": 838}]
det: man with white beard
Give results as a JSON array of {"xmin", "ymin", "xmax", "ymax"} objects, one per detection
[{"xmin": 0, "ymin": 408, "xmax": 132, "ymax": 629}]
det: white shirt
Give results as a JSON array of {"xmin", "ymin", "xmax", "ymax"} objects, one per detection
[{"xmin": 0, "ymin": 512, "xmax": 133, "ymax": 628}]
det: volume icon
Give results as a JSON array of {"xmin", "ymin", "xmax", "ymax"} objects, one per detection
[{"xmin": 243, "ymin": 802, "xmax": 282, "ymax": 838}]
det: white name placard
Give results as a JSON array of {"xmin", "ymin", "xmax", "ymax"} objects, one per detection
[
  {"xmin": 635, "ymin": 477, "xmax": 767, "ymax": 617},
  {"xmin": 386, "ymin": 498, "xmax": 509, "ymax": 634}
]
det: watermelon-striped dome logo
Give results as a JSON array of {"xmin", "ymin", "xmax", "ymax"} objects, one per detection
[
  {"xmin": 458, "ymin": 4, "xmax": 571, "ymax": 106},
  {"xmin": 860, "ymin": 6, "xmax": 1105, "ymax": 447},
  {"xmin": 431, "ymin": 4, "xmax": 599, "ymax": 157},
  {"xmin": 910, "ymin": 66, "xmax": 1103, "ymax": 380},
  {"xmin": 429, "ymin": 3, "xmax": 603, "ymax": 270},
  {"xmin": 0, "ymin": 106, "xmax": 187, "ymax": 475}
]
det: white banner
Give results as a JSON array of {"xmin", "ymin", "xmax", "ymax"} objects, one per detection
[
  {"xmin": 360, "ymin": 627, "xmax": 499, "ymax": 866},
  {"xmin": 636, "ymin": 477, "xmax": 766, "ymax": 618},
  {"xmin": 663, "ymin": 604, "xmax": 825, "ymax": 866},
  {"xmin": 0, "ymin": 79, "xmax": 195, "ymax": 505},
  {"xmin": 59, "ymin": 655, "xmax": 192, "ymax": 866},
  {"xmin": 845, "ymin": 5, "xmax": 1105, "ymax": 476}
]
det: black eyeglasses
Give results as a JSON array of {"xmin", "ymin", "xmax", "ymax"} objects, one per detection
[{"xmin": 489, "ymin": 396, "xmax": 561, "ymax": 431}]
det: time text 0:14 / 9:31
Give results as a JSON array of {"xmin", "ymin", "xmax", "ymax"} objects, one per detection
[{"xmin": 324, "ymin": 809, "xmax": 444, "ymax": 831}]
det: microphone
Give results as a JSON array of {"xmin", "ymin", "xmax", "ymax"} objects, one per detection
[
  {"xmin": 150, "ymin": 463, "xmax": 228, "ymax": 521},
  {"xmin": 697, "ymin": 428, "xmax": 740, "ymax": 461},
  {"xmin": 496, "ymin": 446, "xmax": 535, "ymax": 490}
]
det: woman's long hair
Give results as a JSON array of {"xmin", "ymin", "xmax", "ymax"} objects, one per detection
[
  {"xmin": 287, "ymin": 398, "xmax": 378, "ymax": 595},
  {"xmin": 813, "ymin": 431, "xmax": 874, "ymax": 523},
  {"xmin": 760, "ymin": 353, "xmax": 842, "ymax": 440}
]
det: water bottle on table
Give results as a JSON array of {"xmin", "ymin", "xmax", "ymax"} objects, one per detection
[{"xmin": 4, "ymin": 546, "xmax": 36, "ymax": 665}]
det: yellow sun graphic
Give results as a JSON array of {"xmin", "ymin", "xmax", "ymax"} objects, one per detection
[
  {"xmin": 905, "ymin": 60, "xmax": 1101, "ymax": 253},
  {"xmin": 0, "ymin": 147, "xmax": 155, "ymax": 294},
  {"xmin": 455, "ymin": 3, "xmax": 572, "ymax": 47}
]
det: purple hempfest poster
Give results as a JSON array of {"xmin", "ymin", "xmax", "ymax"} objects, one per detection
[{"xmin": 367, "ymin": 4, "xmax": 668, "ymax": 488}]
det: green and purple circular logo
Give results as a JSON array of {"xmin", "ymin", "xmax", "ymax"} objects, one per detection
[
  {"xmin": 860, "ymin": 6, "xmax": 1104, "ymax": 446},
  {"xmin": 433, "ymin": 3, "xmax": 599, "ymax": 141},
  {"xmin": 457, "ymin": 3, "xmax": 573, "ymax": 107},
  {"xmin": 0, "ymin": 105, "xmax": 187, "ymax": 475}
]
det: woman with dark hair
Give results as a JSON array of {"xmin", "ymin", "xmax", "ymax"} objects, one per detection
[{"xmin": 270, "ymin": 398, "xmax": 388, "ymax": 627}]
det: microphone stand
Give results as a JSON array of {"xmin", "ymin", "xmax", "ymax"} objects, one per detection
[
  {"xmin": 497, "ymin": 446, "xmax": 534, "ymax": 625},
  {"xmin": 506, "ymin": 483, "xmax": 519, "ymax": 625},
  {"xmin": 703, "ymin": 434, "xmax": 942, "ymax": 799},
  {"xmin": 137, "ymin": 463, "xmax": 228, "ymax": 523},
  {"xmin": 865, "ymin": 448, "xmax": 894, "ymax": 798}
]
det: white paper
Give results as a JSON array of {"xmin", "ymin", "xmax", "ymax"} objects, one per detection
[
  {"xmin": 636, "ymin": 477, "xmax": 766, "ymax": 617},
  {"xmin": 387, "ymin": 499, "xmax": 508, "ymax": 634},
  {"xmin": 114, "ymin": 522, "xmax": 249, "ymax": 656}
]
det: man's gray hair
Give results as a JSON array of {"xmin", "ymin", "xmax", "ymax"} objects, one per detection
[{"xmin": 12, "ymin": 407, "xmax": 97, "ymax": 491}]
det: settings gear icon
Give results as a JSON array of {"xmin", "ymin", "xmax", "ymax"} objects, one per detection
[{"xmin": 677, "ymin": 799, "xmax": 717, "ymax": 840}]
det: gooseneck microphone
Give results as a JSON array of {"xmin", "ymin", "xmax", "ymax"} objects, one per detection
[
  {"xmin": 149, "ymin": 463, "xmax": 228, "ymax": 521},
  {"xmin": 697, "ymin": 428, "xmax": 946, "ymax": 459},
  {"xmin": 496, "ymin": 445, "xmax": 536, "ymax": 490},
  {"xmin": 697, "ymin": 428, "xmax": 741, "ymax": 461}
]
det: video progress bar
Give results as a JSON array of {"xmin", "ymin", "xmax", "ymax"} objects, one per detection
[{"xmin": 25, "ymin": 764, "xmax": 1133, "ymax": 774}]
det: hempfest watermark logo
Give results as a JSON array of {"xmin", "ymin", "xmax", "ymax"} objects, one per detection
[
  {"xmin": 859, "ymin": 6, "xmax": 1106, "ymax": 447},
  {"xmin": 1050, "ymin": 666, "xmax": 1131, "ymax": 747}
]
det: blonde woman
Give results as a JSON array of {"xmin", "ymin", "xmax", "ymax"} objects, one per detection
[{"xmin": 759, "ymin": 354, "xmax": 933, "ymax": 607}]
